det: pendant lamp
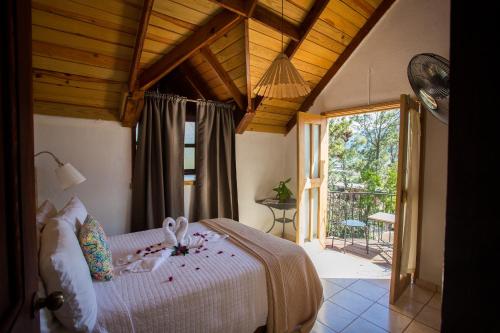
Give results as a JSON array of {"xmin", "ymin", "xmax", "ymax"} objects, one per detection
[{"xmin": 253, "ymin": 0, "xmax": 311, "ymax": 99}]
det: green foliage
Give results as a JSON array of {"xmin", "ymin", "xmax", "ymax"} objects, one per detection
[
  {"xmin": 328, "ymin": 109, "xmax": 400, "ymax": 194},
  {"xmin": 273, "ymin": 178, "xmax": 293, "ymax": 202}
]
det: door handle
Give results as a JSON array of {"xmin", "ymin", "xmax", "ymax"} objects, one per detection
[{"xmin": 33, "ymin": 291, "xmax": 65, "ymax": 312}]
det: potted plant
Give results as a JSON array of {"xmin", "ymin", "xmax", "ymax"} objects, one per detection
[{"xmin": 273, "ymin": 178, "xmax": 293, "ymax": 203}]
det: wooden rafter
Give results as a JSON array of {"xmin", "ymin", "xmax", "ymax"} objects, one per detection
[
  {"xmin": 284, "ymin": 0, "xmax": 329, "ymax": 59},
  {"xmin": 251, "ymin": 5, "xmax": 300, "ymax": 41},
  {"xmin": 252, "ymin": 0, "xmax": 329, "ymax": 117},
  {"xmin": 128, "ymin": 0, "xmax": 154, "ymax": 92},
  {"xmin": 121, "ymin": 90, "xmax": 145, "ymax": 127},
  {"xmin": 208, "ymin": 1, "xmax": 299, "ymax": 41},
  {"xmin": 138, "ymin": 10, "xmax": 242, "ymax": 90},
  {"xmin": 288, "ymin": 0, "xmax": 397, "ymax": 131},
  {"xmin": 120, "ymin": 0, "xmax": 153, "ymax": 126},
  {"xmin": 236, "ymin": 18, "xmax": 255, "ymax": 134},
  {"xmin": 179, "ymin": 61, "xmax": 217, "ymax": 100},
  {"xmin": 245, "ymin": 0, "xmax": 259, "ymax": 16},
  {"xmin": 200, "ymin": 47, "xmax": 245, "ymax": 110}
]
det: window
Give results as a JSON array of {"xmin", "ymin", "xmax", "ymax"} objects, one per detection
[{"xmin": 184, "ymin": 121, "xmax": 195, "ymax": 179}]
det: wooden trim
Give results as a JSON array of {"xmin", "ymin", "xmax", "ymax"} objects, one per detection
[
  {"xmin": 128, "ymin": 0, "xmax": 153, "ymax": 92},
  {"xmin": 390, "ymin": 94, "xmax": 411, "ymax": 304},
  {"xmin": 322, "ymin": 100, "xmax": 400, "ymax": 117},
  {"xmin": 138, "ymin": 11, "xmax": 242, "ymax": 89},
  {"xmin": 200, "ymin": 47, "xmax": 245, "ymax": 110},
  {"xmin": 414, "ymin": 106, "xmax": 426, "ymax": 280},
  {"xmin": 298, "ymin": 0, "xmax": 396, "ymax": 113},
  {"xmin": 184, "ymin": 180, "xmax": 195, "ymax": 186},
  {"xmin": 253, "ymin": 0, "xmax": 329, "ymax": 113}
]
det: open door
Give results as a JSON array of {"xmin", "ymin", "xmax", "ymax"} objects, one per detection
[
  {"xmin": 296, "ymin": 112, "xmax": 328, "ymax": 247},
  {"xmin": 0, "ymin": 0, "xmax": 40, "ymax": 331},
  {"xmin": 390, "ymin": 94, "xmax": 422, "ymax": 304}
]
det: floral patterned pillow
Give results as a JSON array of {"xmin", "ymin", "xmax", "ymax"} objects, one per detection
[{"xmin": 78, "ymin": 215, "xmax": 113, "ymax": 281}]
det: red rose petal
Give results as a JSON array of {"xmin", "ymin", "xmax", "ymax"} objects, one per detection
[
  {"xmin": 168, "ymin": 276, "xmax": 173, "ymax": 282},
  {"xmin": 136, "ymin": 250, "xmax": 141, "ymax": 254},
  {"xmin": 195, "ymin": 267, "xmax": 200, "ymax": 270},
  {"xmin": 217, "ymin": 251, "xmax": 223, "ymax": 254},
  {"xmin": 181, "ymin": 264, "xmax": 186, "ymax": 267}
]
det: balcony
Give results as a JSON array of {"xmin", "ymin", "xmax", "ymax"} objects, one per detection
[{"xmin": 327, "ymin": 191, "xmax": 396, "ymax": 266}]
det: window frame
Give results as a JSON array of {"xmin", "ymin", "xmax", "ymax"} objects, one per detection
[{"xmin": 183, "ymin": 119, "xmax": 196, "ymax": 176}]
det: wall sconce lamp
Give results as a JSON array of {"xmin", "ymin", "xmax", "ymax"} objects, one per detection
[{"xmin": 34, "ymin": 151, "xmax": 86, "ymax": 190}]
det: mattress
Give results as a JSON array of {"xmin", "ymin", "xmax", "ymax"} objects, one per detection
[{"xmin": 92, "ymin": 222, "xmax": 268, "ymax": 333}]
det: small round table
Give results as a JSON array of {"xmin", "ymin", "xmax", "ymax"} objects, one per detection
[{"xmin": 256, "ymin": 198, "xmax": 296, "ymax": 238}]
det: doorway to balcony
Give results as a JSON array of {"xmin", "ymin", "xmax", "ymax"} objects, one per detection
[{"xmin": 326, "ymin": 106, "xmax": 400, "ymax": 269}]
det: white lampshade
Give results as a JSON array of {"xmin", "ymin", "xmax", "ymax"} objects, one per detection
[{"xmin": 55, "ymin": 163, "xmax": 86, "ymax": 190}]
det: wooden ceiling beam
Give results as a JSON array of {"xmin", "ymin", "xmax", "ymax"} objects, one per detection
[
  {"xmin": 252, "ymin": 0, "xmax": 329, "ymax": 116},
  {"xmin": 121, "ymin": 0, "xmax": 153, "ymax": 127},
  {"xmin": 209, "ymin": 0, "xmax": 247, "ymax": 16},
  {"xmin": 137, "ymin": 11, "xmax": 242, "ymax": 90},
  {"xmin": 245, "ymin": 0, "xmax": 259, "ymax": 16},
  {"xmin": 284, "ymin": 0, "xmax": 329, "ymax": 59},
  {"xmin": 293, "ymin": 0, "xmax": 396, "ymax": 122},
  {"xmin": 207, "ymin": 1, "xmax": 300, "ymax": 41},
  {"xmin": 128, "ymin": 0, "xmax": 154, "ymax": 93},
  {"xmin": 235, "ymin": 19, "xmax": 255, "ymax": 134},
  {"xmin": 252, "ymin": 5, "xmax": 300, "ymax": 42},
  {"xmin": 200, "ymin": 47, "xmax": 245, "ymax": 110},
  {"xmin": 121, "ymin": 90, "xmax": 145, "ymax": 127}
]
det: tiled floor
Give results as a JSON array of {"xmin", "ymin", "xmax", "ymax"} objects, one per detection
[
  {"xmin": 304, "ymin": 243, "xmax": 441, "ymax": 332},
  {"xmin": 314, "ymin": 279, "xmax": 442, "ymax": 333}
]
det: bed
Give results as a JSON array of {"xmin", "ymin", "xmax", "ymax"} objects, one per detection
[{"xmin": 39, "ymin": 204, "xmax": 322, "ymax": 333}]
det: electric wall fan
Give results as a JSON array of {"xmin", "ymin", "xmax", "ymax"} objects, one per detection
[{"xmin": 407, "ymin": 53, "xmax": 449, "ymax": 124}]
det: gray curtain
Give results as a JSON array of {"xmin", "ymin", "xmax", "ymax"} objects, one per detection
[
  {"xmin": 131, "ymin": 94, "xmax": 186, "ymax": 231},
  {"xmin": 193, "ymin": 101, "xmax": 239, "ymax": 221}
]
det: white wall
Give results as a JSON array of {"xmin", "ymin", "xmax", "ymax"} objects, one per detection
[
  {"xmin": 295, "ymin": 0, "xmax": 450, "ymax": 286},
  {"xmin": 236, "ymin": 131, "xmax": 289, "ymax": 236},
  {"xmin": 34, "ymin": 115, "xmax": 132, "ymax": 236}
]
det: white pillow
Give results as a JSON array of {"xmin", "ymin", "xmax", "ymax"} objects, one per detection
[
  {"xmin": 39, "ymin": 219, "xmax": 97, "ymax": 332},
  {"xmin": 36, "ymin": 200, "xmax": 57, "ymax": 253},
  {"xmin": 53, "ymin": 196, "xmax": 88, "ymax": 233},
  {"xmin": 36, "ymin": 200, "xmax": 57, "ymax": 225}
]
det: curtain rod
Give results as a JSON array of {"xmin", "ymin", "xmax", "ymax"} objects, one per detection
[{"xmin": 144, "ymin": 91, "xmax": 234, "ymax": 107}]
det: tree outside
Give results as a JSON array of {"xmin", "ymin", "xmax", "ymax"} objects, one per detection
[{"xmin": 327, "ymin": 109, "xmax": 400, "ymax": 237}]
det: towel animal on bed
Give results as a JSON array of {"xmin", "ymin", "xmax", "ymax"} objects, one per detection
[{"xmin": 115, "ymin": 217, "xmax": 227, "ymax": 273}]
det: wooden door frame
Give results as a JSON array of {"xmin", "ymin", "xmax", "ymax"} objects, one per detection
[
  {"xmin": 0, "ymin": 0, "xmax": 39, "ymax": 331},
  {"xmin": 296, "ymin": 112, "xmax": 328, "ymax": 246},
  {"xmin": 322, "ymin": 98, "xmax": 423, "ymax": 304}
]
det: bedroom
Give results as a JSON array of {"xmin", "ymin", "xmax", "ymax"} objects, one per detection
[{"xmin": 0, "ymin": 0, "xmax": 493, "ymax": 332}]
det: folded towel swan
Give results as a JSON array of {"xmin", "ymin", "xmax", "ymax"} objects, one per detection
[{"xmin": 115, "ymin": 217, "xmax": 227, "ymax": 273}]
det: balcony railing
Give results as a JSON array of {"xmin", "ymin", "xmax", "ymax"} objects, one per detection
[{"xmin": 327, "ymin": 191, "xmax": 396, "ymax": 238}]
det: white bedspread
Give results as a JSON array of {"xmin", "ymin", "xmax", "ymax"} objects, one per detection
[{"xmin": 92, "ymin": 222, "xmax": 268, "ymax": 333}]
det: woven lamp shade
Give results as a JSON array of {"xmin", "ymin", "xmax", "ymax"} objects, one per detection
[{"xmin": 253, "ymin": 53, "xmax": 311, "ymax": 99}]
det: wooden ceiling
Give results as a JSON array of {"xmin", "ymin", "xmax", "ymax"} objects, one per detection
[{"xmin": 32, "ymin": 0, "xmax": 394, "ymax": 134}]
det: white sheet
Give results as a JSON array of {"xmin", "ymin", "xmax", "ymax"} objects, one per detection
[{"xmin": 93, "ymin": 222, "xmax": 268, "ymax": 333}]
